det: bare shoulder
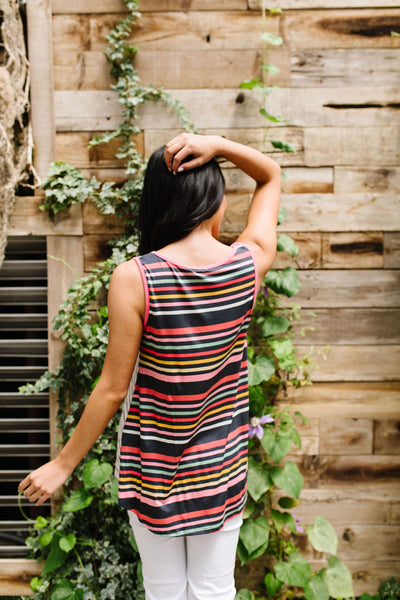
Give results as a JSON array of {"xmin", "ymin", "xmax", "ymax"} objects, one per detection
[{"xmin": 109, "ymin": 259, "xmax": 145, "ymax": 316}]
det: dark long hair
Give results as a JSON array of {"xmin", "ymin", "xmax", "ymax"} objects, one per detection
[{"xmin": 138, "ymin": 146, "xmax": 225, "ymax": 254}]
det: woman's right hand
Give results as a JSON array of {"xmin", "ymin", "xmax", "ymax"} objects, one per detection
[
  {"xmin": 18, "ymin": 458, "xmax": 73, "ymax": 506},
  {"xmin": 164, "ymin": 133, "xmax": 221, "ymax": 174}
]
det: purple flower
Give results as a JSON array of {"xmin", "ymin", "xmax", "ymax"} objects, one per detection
[
  {"xmin": 248, "ymin": 414, "xmax": 274, "ymax": 439},
  {"xmin": 292, "ymin": 513, "xmax": 304, "ymax": 534}
]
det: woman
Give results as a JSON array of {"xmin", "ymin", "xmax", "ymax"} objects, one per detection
[{"xmin": 19, "ymin": 133, "xmax": 281, "ymax": 600}]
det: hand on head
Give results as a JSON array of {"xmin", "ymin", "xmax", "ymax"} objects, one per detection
[{"xmin": 164, "ymin": 133, "xmax": 219, "ymax": 174}]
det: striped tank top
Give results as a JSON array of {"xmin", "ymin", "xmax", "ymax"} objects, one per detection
[{"xmin": 118, "ymin": 242, "xmax": 257, "ymax": 536}]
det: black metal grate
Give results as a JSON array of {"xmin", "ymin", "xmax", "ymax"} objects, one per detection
[{"xmin": 0, "ymin": 236, "xmax": 50, "ymax": 557}]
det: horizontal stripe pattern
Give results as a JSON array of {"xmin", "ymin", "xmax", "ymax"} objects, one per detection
[{"xmin": 118, "ymin": 243, "xmax": 256, "ymax": 536}]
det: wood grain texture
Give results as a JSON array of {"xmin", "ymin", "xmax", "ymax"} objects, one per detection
[
  {"xmin": 8, "ymin": 197, "xmax": 83, "ymax": 236},
  {"xmin": 287, "ymin": 270, "xmax": 400, "ymax": 308},
  {"xmin": 54, "ymin": 87, "xmax": 400, "ymax": 130},
  {"xmin": 321, "ymin": 232, "xmax": 384, "ymax": 269},
  {"xmin": 334, "ymin": 167, "xmax": 400, "ymax": 194},
  {"xmin": 249, "ymin": 0, "xmax": 400, "ymax": 8},
  {"xmin": 295, "ymin": 345, "xmax": 400, "ymax": 382},
  {"xmin": 384, "ymin": 233, "xmax": 400, "ymax": 268},
  {"xmin": 283, "ymin": 9, "xmax": 400, "ymax": 49},
  {"xmin": 319, "ymin": 418, "xmax": 373, "ymax": 455},
  {"xmin": 51, "ymin": 0, "xmax": 247, "ymax": 12},
  {"xmin": 375, "ymin": 420, "xmax": 400, "ymax": 455},
  {"xmin": 292, "ymin": 308, "xmax": 400, "ymax": 345},
  {"xmin": 0, "ymin": 558, "xmax": 42, "ymax": 596},
  {"xmin": 277, "ymin": 382, "xmax": 400, "ymax": 419}
]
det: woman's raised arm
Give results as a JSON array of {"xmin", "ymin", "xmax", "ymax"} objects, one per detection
[{"xmin": 164, "ymin": 133, "xmax": 281, "ymax": 282}]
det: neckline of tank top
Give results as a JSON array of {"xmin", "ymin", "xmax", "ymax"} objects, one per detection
[{"xmin": 151, "ymin": 242, "xmax": 247, "ymax": 271}]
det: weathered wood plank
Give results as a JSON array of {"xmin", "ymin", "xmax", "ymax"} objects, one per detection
[
  {"xmin": 292, "ymin": 308, "xmax": 400, "ymax": 345},
  {"xmin": 384, "ymin": 233, "xmax": 400, "ymax": 268},
  {"xmin": 53, "ymin": 48, "xmax": 290, "ymax": 91},
  {"xmin": 304, "ymin": 127, "xmax": 400, "ymax": 167},
  {"xmin": 86, "ymin": 12, "xmax": 280, "ymax": 52},
  {"xmin": 296, "ymin": 345, "xmax": 400, "ymax": 382},
  {"xmin": 250, "ymin": 0, "xmax": 400, "ymax": 8},
  {"xmin": 8, "ymin": 197, "xmax": 83, "ymax": 236},
  {"xmin": 334, "ymin": 167, "xmax": 400, "ymax": 194},
  {"xmin": 375, "ymin": 420, "xmax": 400, "ymax": 455},
  {"xmin": 0, "ymin": 558, "xmax": 42, "ymax": 596},
  {"xmin": 285, "ymin": 270, "xmax": 400, "ymax": 308},
  {"xmin": 279, "ymin": 193, "xmax": 400, "ymax": 232},
  {"xmin": 322, "ymin": 233, "xmax": 384, "ymax": 269},
  {"xmin": 300, "ymin": 455, "xmax": 400, "ymax": 488},
  {"xmin": 281, "ymin": 167, "xmax": 333, "ymax": 194},
  {"xmin": 291, "ymin": 487, "xmax": 400, "ymax": 526},
  {"xmin": 54, "ymin": 87, "xmax": 400, "ymax": 130},
  {"xmin": 283, "ymin": 9, "xmax": 400, "ymax": 49},
  {"xmin": 56, "ymin": 132, "xmax": 144, "ymax": 167},
  {"xmin": 319, "ymin": 418, "xmax": 373, "ymax": 455},
  {"xmin": 291, "ymin": 49, "xmax": 400, "ymax": 87},
  {"xmin": 52, "ymin": 0, "xmax": 247, "ymax": 14},
  {"xmin": 84, "ymin": 234, "xmax": 114, "ymax": 271},
  {"xmin": 273, "ymin": 233, "xmax": 322, "ymax": 270},
  {"xmin": 82, "ymin": 200, "xmax": 125, "ymax": 235},
  {"xmin": 277, "ymin": 382, "xmax": 400, "ymax": 420}
]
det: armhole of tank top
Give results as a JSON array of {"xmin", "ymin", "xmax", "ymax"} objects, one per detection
[
  {"xmin": 133, "ymin": 256, "xmax": 149, "ymax": 330},
  {"xmin": 231, "ymin": 242, "xmax": 258, "ymax": 311}
]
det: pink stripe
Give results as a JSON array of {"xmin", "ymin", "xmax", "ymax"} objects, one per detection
[
  {"xmin": 145, "ymin": 314, "xmax": 246, "ymax": 335},
  {"xmin": 119, "ymin": 470, "xmax": 247, "ymax": 509},
  {"xmin": 149, "ymin": 288, "xmax": 252, "ymax": 308},
  {"xmin": 138, "ymin": 355, "xmax": 246, "ymax": 383},
  {"xmin": 134, "ymin": 257, "xmax": 149, "ymax": 328}
]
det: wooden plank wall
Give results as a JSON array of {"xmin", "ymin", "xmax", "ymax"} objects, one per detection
[{"xmin": 9, "ymin": 0, "xmax": 400, "ymax": 595}]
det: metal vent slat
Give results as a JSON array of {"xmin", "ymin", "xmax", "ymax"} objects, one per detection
[{"xmin": 0, "ymin": 236, "xmax": 50, "ymax": 557}]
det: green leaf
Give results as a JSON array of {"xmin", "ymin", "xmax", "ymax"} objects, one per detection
[
  {"xmin": 235, "ymin": 590, "xmax": 255, "ymax": 600},
  {"xmin": 62, "ymin": 488, "xmax": 94, "ymax": 512},
  {"xmin": 239, "ymin": 516, "xmax": 270, "ymax": 556},
  {"xmin": 34, "ymin": 515, "xmax": 49, "ymax": 529},
  {"xmin": 323, "ymin": 556, "xmax": 354, "ymax": 599},
  {"xmin": 261, "ymin": 32, "xmax": 283, "ymax": 46},
  {"xmin": 264, "ymin": 268, "xmax": 301, "ymax": 297},
  {"xmin": 271, "ymin": 508, "xmax": 285, "ymax": 533},
  {"xmin": 259, "ymin": 108, "xmax": 288, "ymax": 123},
  {"xmin": 269, "ymin": 337, "xmax": 297, "ymax": 371},
  {"xmin": 239, "ymin": 77, "xmax": 262, "ymax": 90},
  {"xmin": 271, "ymin": 461, "xmax": 303, "ymax": 499},
  {"xmin": 30, "ymin": 576, "xmax": 42, "ymax": 592},
  {"xmin": 261, "ymin": 429, "xmax": 292, "ymax": 463},
  {"xmin": 247, "ymin": 456, "xmax": 271, "ymax": 502},
  {"xmin": 51, "ymin": 580, "xmax": 77, "ymax": 600},
  {"xmin": 261, "ymin": 63, "xmax": 281, "ymax": 76},
  {"xmin": 307, "ymin": 516, "xmax": 338, "ymax": 555},
  {"xmin": 278, "ymin": 206, "xmax": 287, "ymax": 225},
  {"xmin": 264, "ymin": 572, "xmax": 282, "ymax": 598},
  {"xmin": 277, "ymin": 233, "xmax": 299, "ymax": 257},
  {"xmin": 39, "ymin": 531, "xmax": 53, "ymax": 547},
  {"xmin": 59, "ymin": 533, "xmax": 76, "ymax": 553},
  {"xmin": 275, "ymin": 552, "xmax": 311, "ymax": 587},
  {"xmin": 248, "ymin": 354, "xmax": 276, "ymax": 386},
  {"xmin": 278, "ymin": 496, "xmax": 300, "ymax": 509},
  {"xmin": 261, "ymin": 316, "xmax": 290, "ymax": 337},
  {"xmin": 269, "ymin": 139, "xmax": 297, "ymax": 153},
  {"xmin": 83, "ymin": 458, "xmax": 113, "ymax": 489},
  {"xmin": 305, "ymin": 572, "xmax": 330, "ymax": 600},
  {"xmin": 42, "ymin": 538, "xmax": 68, "ymax": 574}
]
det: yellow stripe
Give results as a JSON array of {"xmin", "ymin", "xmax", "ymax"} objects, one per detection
[
  {"xmin": 119, "ymin": 456, "xmax": 248, "ymax": 495},
  {"xmin": 140, "ymin": 338, "xmax": 243, "ymax": 367},
  {"xmin": 126, "ymin": 403, "xmax": 235, "ymax": 429},
  {"xmin": 149, "ymin": 280, "xmax": 253, "ymax": 300}
]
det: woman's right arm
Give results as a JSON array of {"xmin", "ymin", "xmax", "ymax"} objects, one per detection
[{"xmin": 164, "ymin": 133, "xmax": 281, "ymax": 282}]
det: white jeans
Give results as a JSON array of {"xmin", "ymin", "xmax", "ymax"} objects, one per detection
[{"xmin": 128, "ymin": 512, "xmax": 242, "ymax": 600}]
